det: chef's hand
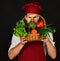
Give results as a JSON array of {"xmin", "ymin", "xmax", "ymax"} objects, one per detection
[
  {"xmin": 20, "ymin": 38, "xmax": 28, "ymax": 45},
  {"xmin": 41, "ymin": 35, "xmax": 50, "ymax": 43}
]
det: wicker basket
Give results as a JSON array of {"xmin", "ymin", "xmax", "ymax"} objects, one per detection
[{"xmin": 25, "ymin": 15, "xmax": 46, "ymax": 42}]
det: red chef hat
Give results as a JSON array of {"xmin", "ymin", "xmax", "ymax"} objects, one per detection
[{"xmin": 22, "ymin": 2, "xmax": 42, "ymax": 14}]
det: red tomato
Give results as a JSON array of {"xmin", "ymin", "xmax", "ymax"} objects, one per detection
[{"xmin": 36, "ymin": 21, "xmax": 44, "ymax": 28}]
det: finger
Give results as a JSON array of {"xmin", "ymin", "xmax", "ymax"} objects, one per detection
[{"xmin": 23, "ymin": 41, "xmax": 27, "ymax": 43}]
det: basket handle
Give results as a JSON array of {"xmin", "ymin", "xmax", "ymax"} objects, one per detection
[{"xmin": 39, "ymin": 15, "xmax": 46, "ymax": 26}]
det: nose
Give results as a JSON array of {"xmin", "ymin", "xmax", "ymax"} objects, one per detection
[{"xmin": 31, "ymin": 18, "xmax": 34, "ymax": 22}]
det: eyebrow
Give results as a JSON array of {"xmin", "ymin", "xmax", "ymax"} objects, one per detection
[
  {"xmin": 29, "ymin": 17, "xmax": 31, "ymax": 18},
  {"xmin": 33, "ymin": 16, "xmax": 38, "ymax": 18}
]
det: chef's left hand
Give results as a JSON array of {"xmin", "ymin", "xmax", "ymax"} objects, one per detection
[{"xmin": 41, "ymin": 35, "xmax": 50, "ymax": 43}]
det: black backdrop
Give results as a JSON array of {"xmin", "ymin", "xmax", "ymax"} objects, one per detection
[{"xmin": 0, "ymin": 0, "xmax": 60, "ymax": 61}]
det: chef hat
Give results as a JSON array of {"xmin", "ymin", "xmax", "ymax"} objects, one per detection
[{"xmin": 22, "ymin": 2, "xmax": 42, "ymax": 14}]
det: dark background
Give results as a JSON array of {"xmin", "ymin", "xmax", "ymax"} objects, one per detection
[{"xmin": 0, "ymin": 0, "xmax": 60, "ymax": 61}]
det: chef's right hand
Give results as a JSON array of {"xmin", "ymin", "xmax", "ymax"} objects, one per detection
[{"xmin": 20, "ymin": 38, "xmax": 28, "ymax": 45}]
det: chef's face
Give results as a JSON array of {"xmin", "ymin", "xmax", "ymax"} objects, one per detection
[{"xmin": 24, "ymin": 13, "xmax": 40, "ymax": 23}]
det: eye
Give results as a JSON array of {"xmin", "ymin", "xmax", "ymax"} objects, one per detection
[
  {"xmin": 34, "ymin": 16, "xmax": 38, "ymax": 18},
  {"xmin": 28, "ymin": 17, "xmax": 31, "ymax": 18}
]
